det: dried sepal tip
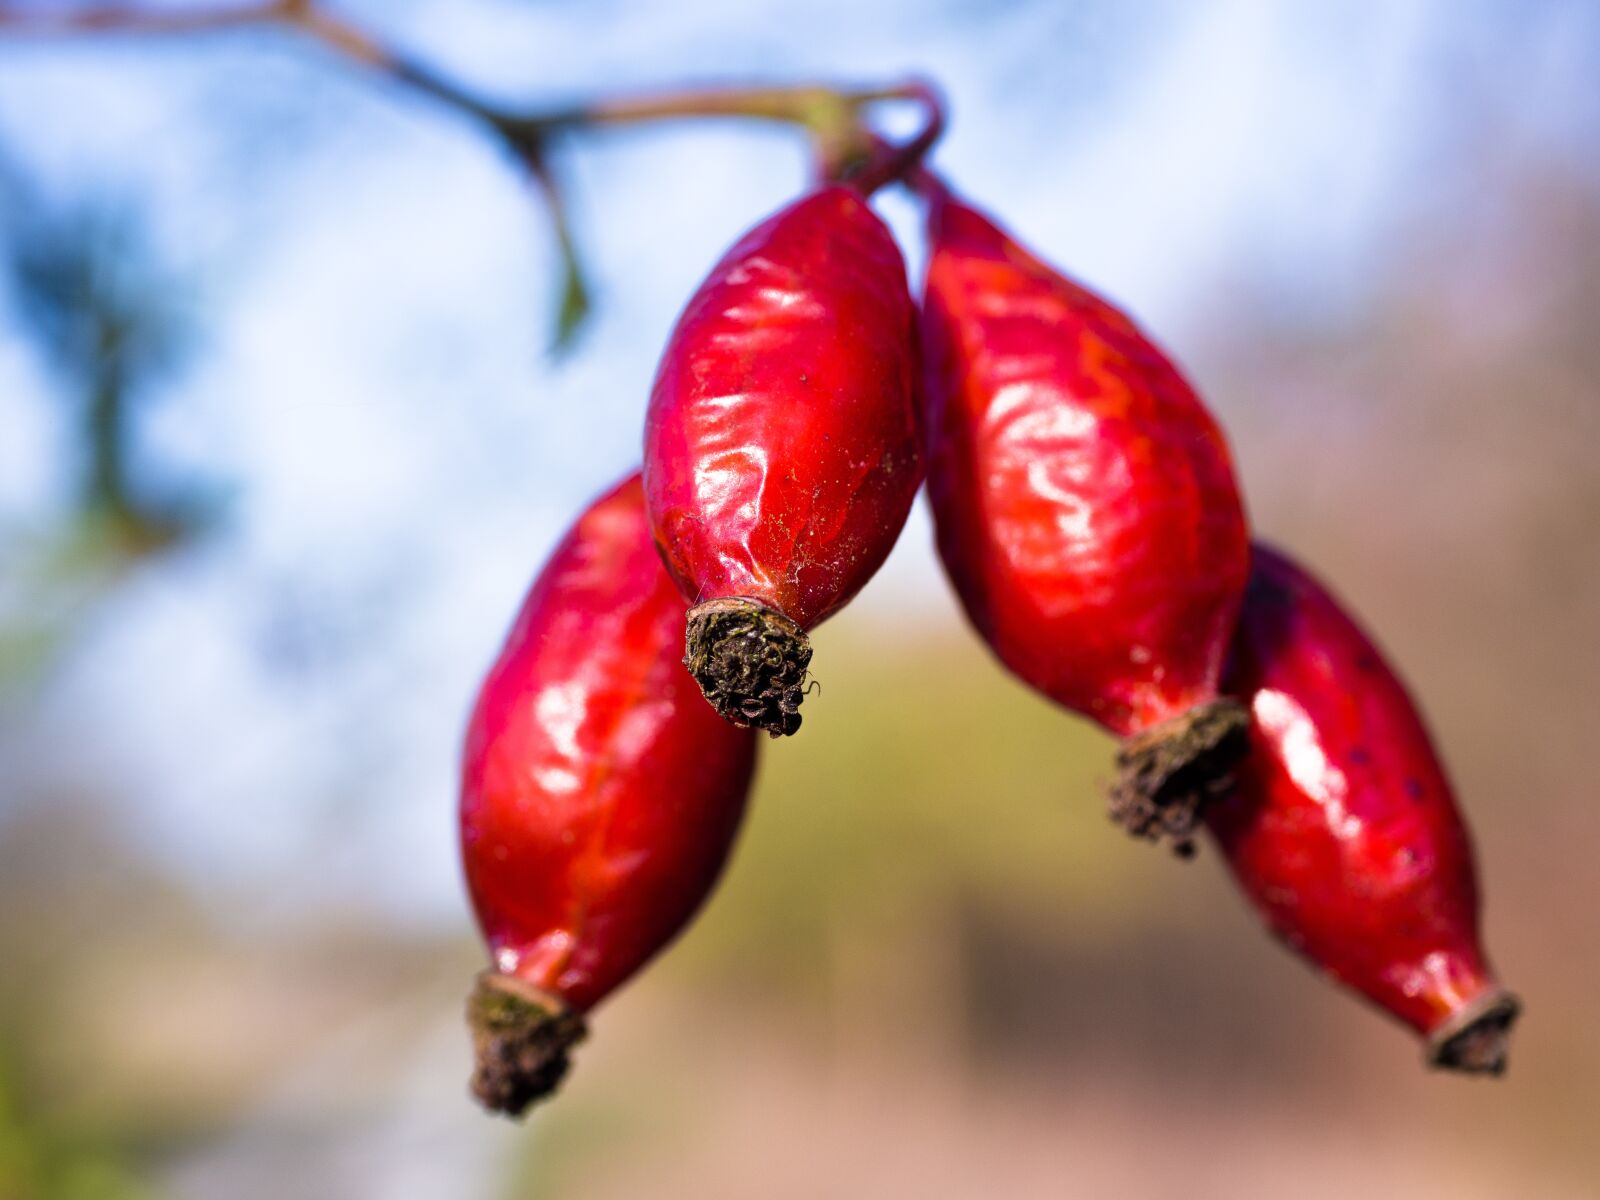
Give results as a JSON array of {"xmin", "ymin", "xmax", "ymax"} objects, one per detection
[
  {"xmin": 467, "ymin": 971, "xmax": 587, "ymax": 1117},
  {"xmin": 684, "ymin": 597, "xmax": 812, "ymax": 738},
  {"xmin": 1427, "ymin": 989, "xmax": 1521, "ymax": 1076},
  {"xmin": 1108, "ymin": 698, "xmax": 1252, "ymax": 856}
]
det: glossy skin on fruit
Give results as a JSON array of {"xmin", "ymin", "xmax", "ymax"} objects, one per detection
[
  {"xmin": 644, "ymin": 185, "xmax": 921, "ymax": 630},
  {"xmin": 921, "ymin": 192, "xmax": 1248, "ymax": 736},
  {"xmin": 461, "ymin": 475, "xmax": 758, "ymax": 1012},
  {"xmin": 1207, "ymin": 545, "xmax": 1501, "ymax": 1037}
]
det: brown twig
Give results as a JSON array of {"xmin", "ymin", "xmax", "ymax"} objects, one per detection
[
  {"xmin": 0, "ymin": 0, "xmax": 287, "ymax": 35},
  {"xmin": 0, "ymin": 0, "xmax": 946, "ymax": 343},
  {"xmin": 0, "ymin": 2, "xmax": 930, "ymax": 151}
]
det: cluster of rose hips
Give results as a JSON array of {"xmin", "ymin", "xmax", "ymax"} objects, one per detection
[{"xmin": 459, "ymin": 144, "xmax": 1518, "ymax": 1119}]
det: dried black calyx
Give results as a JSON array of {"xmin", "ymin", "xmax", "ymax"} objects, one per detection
[
  {"xmin": 684, "ymin": 597, "xmax": 812, "ymax": 738},
  {"xmin": 1427, "ymin": 990, "xmax": 1521, "ymax": 1076},
  {"xmin": 1108, "ymin": 698, "xmax": 1252, "ymax": 856}
]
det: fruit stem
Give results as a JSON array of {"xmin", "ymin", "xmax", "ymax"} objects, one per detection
[
  {"xmin": 844, "ymin": 80, "xmax": 946, "ymax": 195},
  {"xmin": 903, "ymin": 155, "xmax": 961, "ymax": 215},
  {"xmin": 513, "ymin": 77, "xmax": 943, "ymax": 191}
]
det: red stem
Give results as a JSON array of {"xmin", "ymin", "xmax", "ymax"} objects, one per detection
[{"xmin": 846, "ymin": 79, "xmax": 946, "ymax": 197}]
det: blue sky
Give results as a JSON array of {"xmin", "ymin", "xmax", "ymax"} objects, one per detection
[{"xmin": 1, "ymin": 0, "xmax": 1594, "ymax": 927}]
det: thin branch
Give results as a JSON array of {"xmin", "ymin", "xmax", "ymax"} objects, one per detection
[
  {"xmin": 0, "ymin": 0, "xmax": 288, "ymax": 35},
  {"xmin": 282, "ymin": 0, "xmax": 392, "ymax": 69},
  {"xmin": 0, "ymin": 1, "xmax": 404, "ymax": 74},
  {"xmin": 0, "ymin": 3, "xmax": 935, "ymax": 152},
  {"xmin": 0, "ymin": 0, "xmax": 946, "ymax": 345}
]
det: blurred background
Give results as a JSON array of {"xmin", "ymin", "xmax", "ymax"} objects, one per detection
[{"xmin": 1, "ymin": 1, "xmax": 1597, "ymax": 1196}]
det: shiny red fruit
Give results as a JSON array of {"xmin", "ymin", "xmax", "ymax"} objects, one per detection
[
  {"xmin": 644, "ymin": 184, "xmax": 922, "ymax": 737},
  {"xmin": 460, "ymin": 474, "xmax": 758, "ymax": 1115},
  {"xmin": 1207, "ymin": 544, "xmax": 1518, "ymax": 1073},
  {"xmin": 919, "ymin": 186, "xmax": 1251, "ymax": 850}
]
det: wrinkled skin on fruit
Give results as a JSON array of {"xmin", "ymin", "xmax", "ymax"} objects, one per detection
[
  {"xmin": 644, "ymin": 185, "xmax": 922, "ymax": 736},
  {"xmin": 644, "ymin": 185, "xmax": 922, "ymax": 632},
  {"xmin": 1207, "ymin": 545, "xmax": 1517, "ymax": 1072},
  {"xmin": 461, "ymin": 474, "xmax": 757, "ymax": 1013},
  {"xmin": 461, "ymin": 474, "xmax": 759, "ymax": 1114},
  {"xmin": 920, "ymin": 191, "xmax": 1248, "ymax": 737}
]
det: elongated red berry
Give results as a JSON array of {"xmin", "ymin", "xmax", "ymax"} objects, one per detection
[
  {"xmin": 460, "ymin": 474, "xmax": 758, "ymax": 1116},
  {"xmin": 644, "ymin": 185, "xmax": 922, "ymax": 736},
  {"xmin": 919, "ymin": 184, "xmax": 1250, "ymax": 850},
  {"xmin": 1207, "ymin": 544, "xmax": 1518, "ymax": 1073}
]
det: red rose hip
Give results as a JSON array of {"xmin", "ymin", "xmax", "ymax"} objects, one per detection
[
  {"xmin": 460, "ymin": 474, "xmax": 758, "ymax": 1116},
  {"xmin": 644, "ymin": 184, "xmax": 922, "ymax": 736},
  {"xmin": 918, "ymin": 182, "xmax": 1251, "ymax": 850},
  {"xmin": 1207, "ymin": 544, "xmax": 1519, "ymax": 1073}
]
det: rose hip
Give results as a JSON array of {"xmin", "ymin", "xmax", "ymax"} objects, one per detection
[
  {"xmin": 1207, "ymin": 544, "xmax": 1519, "ymax": 1073},
  {"xmin": 460, "ymin": 474, "xmax": 758, "ymax": 1116},
  {"xmin": 918, "ymin": 184, "xmax": 1250, "ymax": 851},
  {"xmin": 644, "ymin": 184, "xmax": 921, "ymax": 737}
]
